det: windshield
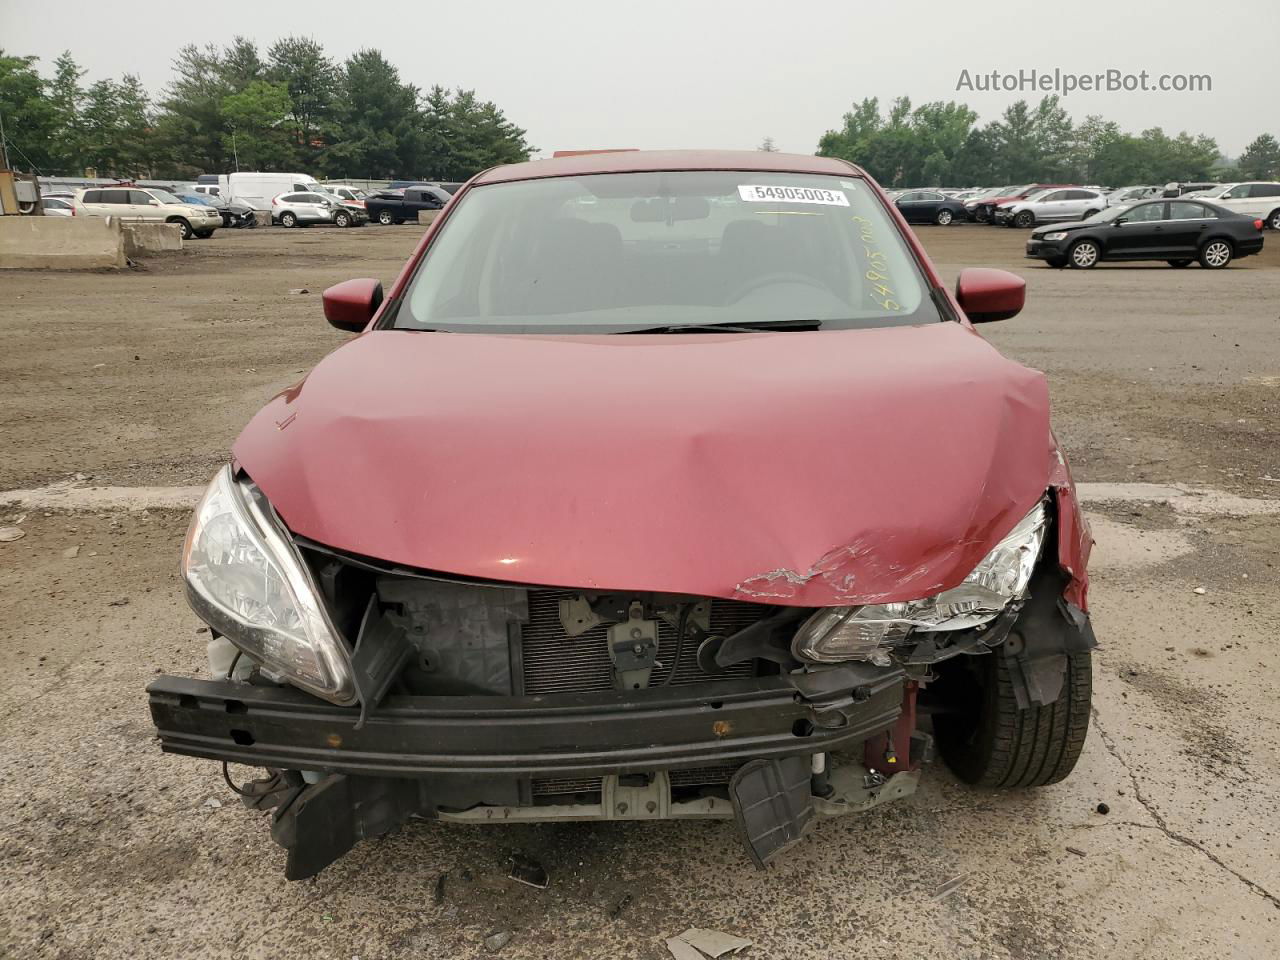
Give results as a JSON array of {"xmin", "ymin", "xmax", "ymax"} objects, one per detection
[
  {"xmin": 393, "ymin": 171, "xmax": 938, "ymax": 334},
  {"xmin": 1021, "ymin": 189, "xmax": 1052, "ymax": 202},
  {"xmin": 149, "ymin": 189, "xmax": 181, "ymax": 204}
]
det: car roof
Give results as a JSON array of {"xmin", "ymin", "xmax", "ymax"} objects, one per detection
[{"xmin": 473, "ymin": 149, "xmax": 863, "ymax": 185}]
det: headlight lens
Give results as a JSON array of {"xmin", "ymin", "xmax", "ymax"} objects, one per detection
[
  {"xmin": 793, "ymin": 502, "xmax": 1048, "ymax": 664},
  {"xmin": 1042, "ymin": 231, "xmax": 1068, "ymax": 241},
  {"xmin": 182, "ymin": 465, "xmax": 356, "ymax": 704}
]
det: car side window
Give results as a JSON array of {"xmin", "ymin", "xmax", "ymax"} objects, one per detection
[
  {"xmin": 101, "ymin": 190, "xmax": 129, "ymax": 204},
  {"xmin": 83, "ymin": 190, "xmax": 101, "ymax": 203},
  {"xmin": 1250, "ymin": 183, "xmax": 1280, "ymax": 198},
  {"xmin": 896, "ymin": 192, "xmax": 918, "ymax": 202},
  {"xmin": 1168, "ymin": 202, "xmax": 1212, "ymax": 220},
  {"xmin": 1039, "ymin": 191, "xmax": 1064, "ymax": 202},
  {"xmin": 302, "ymin": 193, "xmax": 327, "ymax": 203},
  {"xmin": 1125, "ymin": 203, "xmax": 1167, "ymax": 222},
  {"xmin": 918, "ymin": 192, "xmax": 942, "ymax": 202},
  {"xmin": 281, "ymin": 194, "xmax": 303, "ymax": 203},
  {"xmin": 130, "ymin": 190, "xmax": 154, "ymax": 205}
]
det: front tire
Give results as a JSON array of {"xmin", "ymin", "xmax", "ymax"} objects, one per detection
[
  {"xmin": 1167, "ymin": 259, "xmax": 1193, "ymax": 268},
  {"xmin": 168, "ymin": 218, "xmax": 193, "ymax": 240},
  {"xmin": 1068, "ymin": 239, "xmax": 1100, "ymax": 268},
  {"xmin": 334, "ymin": 210, "xmax": 352, "ymax": 228},
  {"xmin": 193, "ymin": 230, "xmax": 214, "ymax": 239},
  {"xmin": 1045, "ymin": 256, "xmax": 1068, "ymax": 268},
  {"xmin": 935, "ymin": 208, "xmax": 954, "ymax": 226},
  {"xmin": 1013, "ymin": 210, "xmax": 1035, "ymax": 228},
  {"xmin": 1082, "ymin": 209, "xmax": 1100, "ymax": 220},
  {"xmin": 933, "ymin": 650, "xmax": 1092, "ymax": 788},
  {"xmin": 377, "ymin": 210, "xmax": 394, "ymax": 225},
  {"xmin": 1199, "ymin": 239, "xmax": 1233, "ymax": 269},
  {"xmin": 280, "ymin": 211, "xmax": 297, "ymax": 228},
  {"xmin": 1267, "ymin": 208, "xmax": 1280, "ymax": 230}
]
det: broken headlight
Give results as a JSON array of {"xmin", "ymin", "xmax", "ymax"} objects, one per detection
[
  {"xmin": 182, "ymin": 465, "xmax": 356, "ymax": 704},
  {"xmin": 793, "ymin": 502, "xmax": 1048, "ymax": 664}
]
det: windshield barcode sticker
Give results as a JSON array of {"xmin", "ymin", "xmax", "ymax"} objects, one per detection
[{"xmin": 737, "ymin": 184, "xmax": 849, "ymax": 206}]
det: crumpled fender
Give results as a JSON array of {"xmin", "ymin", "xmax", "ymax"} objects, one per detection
[{"xmin": 1047, "ymin": 433, "xmax": 1092, "ymax": 612}]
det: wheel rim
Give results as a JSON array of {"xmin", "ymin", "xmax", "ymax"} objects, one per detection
[
  {"xmin": 1205, "ymin": 242, "xmax": 1230, "ymax": 266},
  {"xmin": 1072, "ymin": 243, "xmax": 1097, "ymax": 267},
  {"xmin": 336, "ymin": 213, "xmax": 349, "ymax": 226},
  {"xmin": 282, "ymin": 213, "xmax": 295, "ymax": 226},
  {"xmin": 379, "ymin": 211, "xmax": 392, "ymax": 224},
  {"xmin": 1016, "ymin": 213, "xmax": 1031, "ymax": 227},
  {"xmin": 938, "ymin": 210, "xmax": 952, "ymax": 224}
]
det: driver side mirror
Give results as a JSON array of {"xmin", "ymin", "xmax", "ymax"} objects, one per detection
[
  {"xmin": 323, "ymin": 278, "xmax": 384, "ymax": 332},
  {"xmin": 955, "ymin": 268, "xmax": 1025, "ymax": 323}
]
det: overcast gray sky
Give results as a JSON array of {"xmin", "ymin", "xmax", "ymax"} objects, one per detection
[{"xmin": 3, "ymin": 0, "xmax": 1277, "ymax": 156}]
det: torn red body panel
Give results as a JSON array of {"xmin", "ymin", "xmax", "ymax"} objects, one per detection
[{"xmin": 232, "ymin": 319, "xmax": 1088, "ymax": 608}]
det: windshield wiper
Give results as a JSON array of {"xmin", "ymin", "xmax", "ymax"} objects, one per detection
[{"xmin": 618, "ymin": 319, "xmax": 824, "ymax": 335}]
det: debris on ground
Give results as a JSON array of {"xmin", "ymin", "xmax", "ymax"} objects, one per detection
[
  {"xmin": 1096, "ymin": 802, "xmax": 1111, "ymax": 815},
  {"xmin": 1193, "ymin": 587, "xmax": 1207, "ymax": 595},
  {"xmin": 666, "ymin": 928, "xmax": 753, "ymax": 959},
  {"xmin": 483, "ymin": 930, "xmax": 511, "ymax": 952},
  {"xmin": 608, "ymin": 893, "xmax": 632, "ymax": 920},
  {"xmin": 931, "ymin": 873, "xmax": 971, "ymax": 901},
  {"xmin": 0, "ymin": 526, "xmax": 26, "ymax": 543},
  {"xmin": 508, "ymin": 854, "xmax": 548, "ymax": 889},
  {"xmin": 288, "ymin": 288, "xmax": 310, "ymax": 295},
  {"xmin": 202, "ymin": 797, "xmax": 222, "ymax": 809},
  {"xmin": 1066, "ymin": 846, "xmax": 1088, "ymax": 857},
  {"xmin": 433, "ymin": 872, "xmax": 447, "ymax": 906},
  {"xmin": 62, "ymin": 545, "xmax": 80, "ymax": 559}
]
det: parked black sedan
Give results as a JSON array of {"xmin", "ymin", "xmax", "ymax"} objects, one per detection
[
  {"xmin": 1025, "ymin": 199, "xmax": 1265, "ymax": 269},
  {"xmin": 894, "ymin": 190, "xmax": 968, "ymax": 225}
]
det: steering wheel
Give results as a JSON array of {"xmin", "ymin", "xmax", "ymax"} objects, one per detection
[{"xmin": 727, "ymin": 271, "xmax": 831, "ymax": 303}]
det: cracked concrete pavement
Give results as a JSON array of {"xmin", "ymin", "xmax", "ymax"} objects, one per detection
[{"xmin": 1, "ymin": 225, "xmax": 1278, "ymax": 959}]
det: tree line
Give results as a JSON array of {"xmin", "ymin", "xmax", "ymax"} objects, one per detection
[
  {"xmin": 0, "ymin": 39, "xmax": 534, "ymax": 181},
  {"xmin": 817, "ymin": 95, "xmax": 1280, "ymax": 187}
]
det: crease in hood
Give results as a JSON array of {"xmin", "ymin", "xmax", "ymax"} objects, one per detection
[{"xmin": 233, "ymin": 323, "xmax": 1055, "ymax": 606}]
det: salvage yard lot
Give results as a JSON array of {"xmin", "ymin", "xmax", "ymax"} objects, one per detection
[{"xmin": 1, "ymin": 225, "xmax": 1278, "ymax": 959}]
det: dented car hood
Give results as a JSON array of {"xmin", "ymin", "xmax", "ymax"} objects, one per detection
[{"xmin": 233, "ymin": 323, "xmax": 1060, "ymax": 607}]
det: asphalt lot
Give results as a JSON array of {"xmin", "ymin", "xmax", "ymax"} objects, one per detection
[{"xmin": 1, "ymin": 223, "xmax": 1278, "ymax": 960}]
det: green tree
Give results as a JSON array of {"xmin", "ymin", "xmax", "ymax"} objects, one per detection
[
  {"xmin": 152, "ymin": 44, "xmax": 233, "ymax": 176},
  {"xmin": 222, "ymin": 79, "xmax": 293, "ymax": 169},
  {"xmin": 267, "ymin": 36, "xmax": 338, "ymax": 169},
  {"xmin": 326, "ymin": 49, "xmax": 422, "ymax": 178},
  {"xmin": 0, "ymin": 50, "xmax": 58, "ymax": 173},
  {"xmin": 47, "ymin": 51, "xmax": 86, "ymax": 174},
  {"xmin": 1237, "ymin": 133, "xmax": 1280, "ymax": 180}
]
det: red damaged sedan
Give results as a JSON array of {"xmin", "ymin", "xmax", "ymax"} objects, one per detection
[{"xmin": 149, "ymin": 150, "xmax": 1095, "ymax": 879}]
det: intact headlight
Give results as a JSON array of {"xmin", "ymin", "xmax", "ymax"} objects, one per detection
[
  {"xmin": 182, "ymin": 465, "xmax": 356, "ymax": 704},
  {"xmin": 1042, "ymin": 231, "xmax": 1068, "ymax": 241},
  {"xmin": 793, "ymin": 502, "xmax": 1048, "ymax": 664}
]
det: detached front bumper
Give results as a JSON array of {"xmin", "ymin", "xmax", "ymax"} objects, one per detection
[{"xmin": 147, "ymin": 668, "xmax": 902, "ymax": 779}]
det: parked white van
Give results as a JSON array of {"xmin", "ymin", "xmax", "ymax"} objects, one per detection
[{"xmin": 207, "ymin": 173, "xmax": 329, "ymax": 211}]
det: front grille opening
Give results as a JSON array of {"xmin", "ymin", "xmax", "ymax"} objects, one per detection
[{"xmin": 520, "ymin": 591, "xmax": 773, "ymax": 695}]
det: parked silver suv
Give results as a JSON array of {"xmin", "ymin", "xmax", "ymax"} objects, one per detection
[
  {"xmin": 994, "ymin": 188, "xmax": 1108, "ymax": 228},
  {"xmin": 270, "ymin": 191, "xmax": 367, "ymax": 228}
]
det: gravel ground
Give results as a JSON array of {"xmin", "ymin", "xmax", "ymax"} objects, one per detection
[{"xmin": 1, "ymin": 222, "xmax": 1277, "ymax": 959}]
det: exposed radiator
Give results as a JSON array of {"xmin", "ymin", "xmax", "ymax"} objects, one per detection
[{"xmin": 519, "ymin": 590, "xmax": 771, "ymax": 695}]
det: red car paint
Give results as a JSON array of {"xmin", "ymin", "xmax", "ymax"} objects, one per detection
[{"xmin": 232, "ymin": 151, "xmax": 1091, "ymax": 611}]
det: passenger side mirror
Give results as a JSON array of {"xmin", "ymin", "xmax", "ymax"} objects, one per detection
[
  {"xmin": 322, "ymin": 278, "xmax": 384, "ymax": 332},
  {"xmin": 955, "ymin": 268, "xmax": 1025, "ymax": 323}
]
